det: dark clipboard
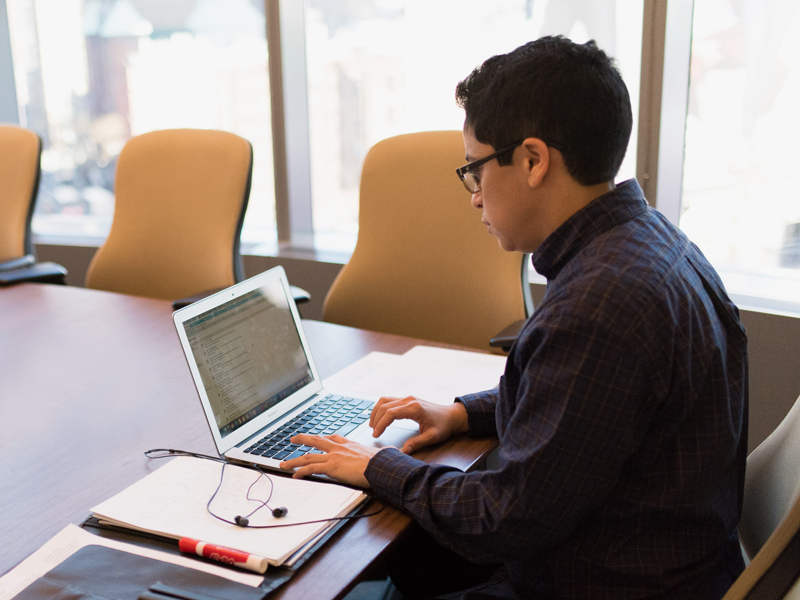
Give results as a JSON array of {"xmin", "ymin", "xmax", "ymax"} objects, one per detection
[
  {"xmin": 77, "ymin": 502, "xmax": 366, "ymax": 598},
  {"xmin": 13, "ymin": 544, "xmax": 264, "ymax": 600}
]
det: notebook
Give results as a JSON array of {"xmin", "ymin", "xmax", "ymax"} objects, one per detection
[{"xmin": 173, "ymin": 266, "xmax": 418, "ymax": 473}]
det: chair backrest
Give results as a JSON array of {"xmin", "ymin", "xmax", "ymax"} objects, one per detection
[
  {"xmin": 323, "ymin": 130, "xmax": 530, "ymax": 351},
  {"xmin": 86, "ymin": 129, "xmax": 252, "ymax": 301},
  {"xmin": 0, "ymin": 125, "xmax": 41, "ymax": 262},
  {"xmin": 722, "ymin": 394, "xmax": 800, "ymax": 600},
  {"xmin": 740, "ymin": 394, "xmax": 800, "ymax": 558}
]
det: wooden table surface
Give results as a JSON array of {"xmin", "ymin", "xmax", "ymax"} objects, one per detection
[{"xmin": 0, "ymin": 283, "xmax": 497, "ymax": 599}]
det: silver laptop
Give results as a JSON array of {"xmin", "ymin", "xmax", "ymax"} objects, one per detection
[{"xmin": 173, "ymin": 266, "xmax": 418, "ymax": 473}]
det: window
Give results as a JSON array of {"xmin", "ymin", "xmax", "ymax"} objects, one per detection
[
  {"xmin": 680, "ymin": 0, "xmax": 800, "ymax": 312},
  {"xmin": 4, "ymin": 0, "xmax": 643, "ymax": 255},
  {"xmin": 302, "ymin": 0, "xmax": 644, "ymax": 253},
  {"xmin": 5, "ymin": 0, "xmax": 275, "ymax": 246},
  {"xmin": 5, "ymin": 0, "xmax": 797, "ymax": 314}
]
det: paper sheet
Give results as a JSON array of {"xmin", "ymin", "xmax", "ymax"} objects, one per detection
[
  {"xmin": 0, "ymin": 524, "xmax": 262, "ymax": 600},
  {"xmin": 90, "ymin": 457, "xmax": 366, "ymax": 566},
  {"xmin": 323, "ymin": 345, "xmax": 506, "ymax": 405}
]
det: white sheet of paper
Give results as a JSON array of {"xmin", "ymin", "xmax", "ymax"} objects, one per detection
[
  {"xmin": 399, "ymin": 346, "xmax": 506, "ymax": 402},
  {"xmin": 0, "ymin": 524, "xmax": 262, "ymax": 600},
  {"xmin": 323, "ymin": 345, "xmax": 506, "ymax": 406},
  {"xmin": 90, "ymin": 457, "xmax": 366, "ymax": 566}
]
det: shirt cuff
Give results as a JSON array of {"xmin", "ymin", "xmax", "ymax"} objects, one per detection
[
  {"xmin": 365, "ymin": 447, "xmax": 426, "ymax": 506},
  {"xmin": 456, "ymin": 388, "xmax": 498, "ymax": 437}
]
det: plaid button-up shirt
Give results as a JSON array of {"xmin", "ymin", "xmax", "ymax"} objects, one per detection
[{"xmin": 365, "ymin": 179, "xmax": 748, "ymax": 599}]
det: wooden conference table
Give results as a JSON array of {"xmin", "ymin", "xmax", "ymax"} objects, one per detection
[{"xmin": 0, "ymin": 283, "xmax": 497, "ymax": 599}]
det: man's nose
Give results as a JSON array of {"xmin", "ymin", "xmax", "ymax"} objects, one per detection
[{"xmin": 470, "ymin": 191, "xmax": 483, "ymax": 209}]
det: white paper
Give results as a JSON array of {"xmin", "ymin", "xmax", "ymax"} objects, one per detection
[
  {"xmin": 323, "ymin": 345, "xmax": 506, "ymax": 405},
  {"xmin": 90, "ymin": 457, "xmax": 366, "ymax": 566},
  {"xmin": 0, "ymin": 524, "xmax": 262, "ymax": 600},
  {"xmin": 281, "ymin": 520, "xmax": 336, "ymax": 568},
  {"xmin": 322, "ymin": 351, "xmax": 402, "ymax": 390},
  {"xmin": 399, "ymin": 346, "xmax": 506, "ymax": 401}
]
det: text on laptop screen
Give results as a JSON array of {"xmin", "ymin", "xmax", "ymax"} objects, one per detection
[{"xmin": 182, "ymin": 281, "xmax": 313, "ymax": 438}]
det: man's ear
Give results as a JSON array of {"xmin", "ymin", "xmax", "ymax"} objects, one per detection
[{"xmin": 520, "ymin": 138, "xmax": 550, "ymax": 188}]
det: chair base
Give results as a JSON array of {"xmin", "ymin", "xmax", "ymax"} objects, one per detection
[
  {"xmin": 489, "ymin": 319, "xmax": 527, "ymax": 352},
  {"xmin": 0, "ymin": 261, "xmax": 67, "ymax": 286},
  {"xmin": 0, "ymin": 254, "xmax": 36, "ymax": 272}
]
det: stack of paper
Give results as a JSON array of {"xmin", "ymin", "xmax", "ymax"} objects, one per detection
[
  {"xmin": 90, "ymin": 456, "xmax": 367, "ymax": 567},
  {"xmin": 323, "ymin": 345, "xmax": 507, "ymax": 405}
]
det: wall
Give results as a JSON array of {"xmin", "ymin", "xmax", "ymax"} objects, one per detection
[
  {"xmin": 36, "ymin": 243, "xmax": 800, "ymax": 452},
  {"xmin": 740, "ymin": 308, "xmax": 800, "ymax": 452}
]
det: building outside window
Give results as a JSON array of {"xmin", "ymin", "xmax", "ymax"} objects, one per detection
[
  {"xmin": 680, "ymin": 0, "xmax": 800, "ymax": 312},
  {"xmin": 5, "ymin": 0, "xmax": 276, "ymax": 246},
  {"xmin": 303, "ymin": 0, "xmax": 644, "ymax": 252}
]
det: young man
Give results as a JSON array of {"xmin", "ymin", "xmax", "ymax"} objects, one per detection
[{"xmin": 283, "ymin": 37, "xmax": 748, "ymax": 599}]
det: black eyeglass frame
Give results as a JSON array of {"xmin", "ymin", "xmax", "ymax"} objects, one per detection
[
  {"xmin": 455, "ymin": 139, "xmax": 563, "ymax": 193},
  {"xmin": 455, "ymin": 141, "xmax": 522, "ymax": 193}
]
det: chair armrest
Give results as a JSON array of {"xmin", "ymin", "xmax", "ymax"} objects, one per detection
[
  {"xmin": 0, "ymin": 254, "xmax": 36, "ymax": 272},
  {"xmin": 172, "ymin": 285, "xmax": 312, "ymax": 310},
  {"xmin": 290, "ymin": 285, "xmax": 311, "ymax": 305},
  {"xmin": 489, "ymin": 319, "xmax": 528, "ymax": 352},
  {"xmin": 0, "ymin": 261, "xmax": 67, "ymax": 286}
]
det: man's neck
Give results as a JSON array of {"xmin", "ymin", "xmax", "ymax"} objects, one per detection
[{"xmin": 541, "ymin": 179, "xmax": 616, "ymax": 241}]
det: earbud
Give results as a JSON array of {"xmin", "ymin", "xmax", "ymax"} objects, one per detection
[
  {"xmin": 234, "ymin": 515, "xmax": 249, "ymax": 527},
  {"xmin": 233, "ymin": 509, "xmax": 286, "ymax": 527}
]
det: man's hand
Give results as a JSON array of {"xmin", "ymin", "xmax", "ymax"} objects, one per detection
[
  {"xmin": 280, "ymin": 434, "xmax": 381, "ymax": 487},
  {"xmin": 370, "ymin": 396, "xmax": 469, "ymax": 454}
]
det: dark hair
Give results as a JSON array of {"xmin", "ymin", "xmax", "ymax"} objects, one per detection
[{"xmin": 455, "ymin": 36, "xmax": 632, "ymax": 186}]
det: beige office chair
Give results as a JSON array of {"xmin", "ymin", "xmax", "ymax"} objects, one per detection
[
  {"xmin": 0, "ymin": 124, "xmax": 66, "ymax": 285},
  {"xmin": 722, "ymin": 394, "xmax": 800, "ymax": 599},
  {"xmin": 323, "ymin": 131, "xmax": 532, "ymax": 352},
  {"xmin": 86, "ymin": 129, "xmax": 260, "ymax": 302}
]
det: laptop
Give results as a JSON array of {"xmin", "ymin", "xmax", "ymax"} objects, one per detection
[{"xmin": 173, "ymin": 266, "xmax": 418, "ymax": 473}]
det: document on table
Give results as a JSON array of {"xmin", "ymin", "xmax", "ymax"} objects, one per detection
[
  {"xmin": 0, "ymin": 524, "xmax": 263, "ymax": 600},
  {"xmin": 323, "ymin": 345, "xmax": 507, "ymax": 405},
  {"xmin": 89, "ymin": 456, "xmax": 367, "ymax": 567}
]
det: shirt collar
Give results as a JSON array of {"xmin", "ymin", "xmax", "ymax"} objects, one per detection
[{"xmin": 531, "ymin": 178, "xmax": 648, "ymax": 280}]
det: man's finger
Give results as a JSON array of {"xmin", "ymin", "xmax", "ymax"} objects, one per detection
[
  {"xmin": 402, "ymin": 429, "xmax": 439, "ymax": 454},
  {"xmin": 372, "ymin": 403, "xmax": 421, "ymax": 438},
  {"xmin": 292, "ymin": 462, "xmax": 330, "ymax": 479},
  {"xmin": 280, "ymin": 452, "xmax": 327, "ymax": 470},
  {"xmin": 370, "ymin": 396, "xmax": 401, "ymax": 428},
  {"xmin": 371, "ymin": 396, "xmax": 415, "ymax": 427},
  {"xmin": 290, "ymin": 433, "xmax": 333, "ymax": 449}
]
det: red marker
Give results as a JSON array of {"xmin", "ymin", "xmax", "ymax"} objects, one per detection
[{"xmin": 179, "ymin": 537, "xmax": 268, "ymax": 574}]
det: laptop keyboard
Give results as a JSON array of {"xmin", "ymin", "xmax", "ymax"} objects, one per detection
[{"xmin": 243, "ymin": 394, "xmax": 374, "ymax": 462}]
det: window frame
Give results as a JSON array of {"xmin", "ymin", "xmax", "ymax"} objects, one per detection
[
  {"xmin": 267, "ymin": 0, "xmax": 314, "ymax": 249},
  {"xmin": 0, "ymin": 0, "xmax": 18, "ymax": 123},
  {"xmin": 636, "ymin": 0, "xmax": 694, "ymax": 225}
]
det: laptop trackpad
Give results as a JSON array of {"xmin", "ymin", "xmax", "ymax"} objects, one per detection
[{"xmin": 352, "ymin": 420, "xmax": 417, "ymax": 450}]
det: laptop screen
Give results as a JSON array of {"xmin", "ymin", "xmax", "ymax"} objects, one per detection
[{"xmin": 181, "ymin": 278, "xmax": 313, "ymax": 439}]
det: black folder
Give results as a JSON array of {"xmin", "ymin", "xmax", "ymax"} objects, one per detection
[{"xmin": 14, "ymin": 545, "xmax": 265, "ymax": 600}]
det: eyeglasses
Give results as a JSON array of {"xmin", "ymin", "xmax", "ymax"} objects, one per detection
[
  {"xmin": 455, "ymin": 142, "xmax": 522, "ymax": 194},
  {"xmin": 455, "ymin": 139, "xmax": 564, "ymax": 194}
]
